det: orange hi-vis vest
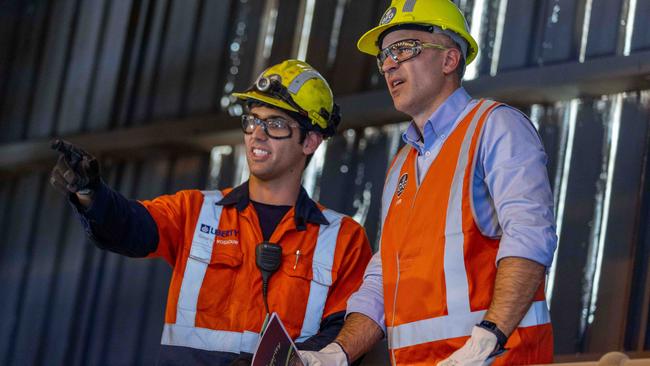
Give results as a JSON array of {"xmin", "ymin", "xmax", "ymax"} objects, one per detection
[
  {"xmin": 380, "ymin": 100, "xmax": 553, "ymax": 365},
  {"xmin": 140, "ymin": 186, "xmax": 371, "ymax": 355}
]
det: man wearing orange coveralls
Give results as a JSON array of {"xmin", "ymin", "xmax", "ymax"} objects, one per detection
[
  {"xmin": 50, "ymin": 59, "xmax": 372, "ymax": 365},
  {"xmin": 301, "ymin": 0, "xmax": 556, "ymax": 365}
]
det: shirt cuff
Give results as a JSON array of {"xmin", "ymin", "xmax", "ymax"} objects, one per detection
[
  {"xmin": 496, "ymin": 230, "xmax": 557, "ymax": 269},
  {"xmin": 346, "ymin": 294, "xmax": 387, "ymax": 336}
]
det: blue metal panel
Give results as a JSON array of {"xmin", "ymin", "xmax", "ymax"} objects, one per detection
[
  {"xmin": 0, "ymin": 1, "xmax": 50, "ymax": 143},
  {"xmin": 27, "ymin": 0, "xmax": 77, "ymax": 139},
  {"xmin": 0, "ymin": 173, "xmax": 43, "ymax": 364},
  {"xmin": 152, "ymin": 0, "xmax": 201, "ymax": 119},
  {"xmin": 328, "ymin": 0, "xmax": 381, "ymax": 94},
  {"xmin": 631, "ymin": 0, "xmax": 650, "ymax": 51},
  {"xmin": 497, "ymin": 0, "xmax": 539, "ymax": 71},
  {"xmin": 185, "ymin": 1, "xmax": 233, "ymax": 112},
  {"xmin": 12, "ymin": 181, "xmax": 67, "ymax": 365},
  {"xmin": 318, "ymin": 132, "xmax": 360, "ymax": 215},
  {"xmin": 585, "ymin": 0, "xmax": 624, "ymax": 58},
  {"xmin": 85, "ymin": 0, "xmax": 135, "ymax": 131},
  {"xmin": 56, "ymin": 0, "xmax": 108, "ymax": 135},
  {"xmin": 352, "ymin": 127, "xmax": 392, "ymax": 249},
  {"xmin": 550, "ymin": 98, "xmax": 608, "ymax": 354},
  {"xmin": 586, "ymin": 93, "xmax": 650, "ymax": 350},
  {"xmin": 534, "ymin": 0, "xmax": 582, "ymax": 65},
  {"xmin": 537, "ymin": 105, "xmax": 565, "ymax": 193},
  {"xmin": 129, "ymin": 0, "xmax": 172, "ymax": 126}
]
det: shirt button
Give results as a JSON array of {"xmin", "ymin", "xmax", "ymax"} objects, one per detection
[
  {"xmin": 425, "ymin": 151, "xmax": 431, "ymax": 157},
  {"xmin": 441, "ymin": 134, "xmax": 446, "ymax": 139}
]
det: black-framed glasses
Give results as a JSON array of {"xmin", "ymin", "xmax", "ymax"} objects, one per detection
[
  {"xmin": 376, "ymin": 39, "xmax": 449, "ymax": 74},
  {"xmin": 241, "ymin": 114, "xmax": 301, "ymax": 139}
]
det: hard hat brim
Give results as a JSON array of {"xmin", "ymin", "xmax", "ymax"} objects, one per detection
[
  {"xmin": 232, "ymin": 91, "xmax": 300, "ymax": 115},
  {"xmin": 357, "ymin": 20, "xmax": 478, "ymax": 65}
]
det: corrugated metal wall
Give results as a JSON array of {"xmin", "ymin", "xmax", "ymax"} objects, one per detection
[{"xmin": 1, "ymin": 0, "xmax": 649, "ymax": 364}]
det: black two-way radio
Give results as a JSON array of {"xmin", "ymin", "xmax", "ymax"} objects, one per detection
[{"xmin": 255, "ymin": 241, "xmax": 282, "ymax": 314}]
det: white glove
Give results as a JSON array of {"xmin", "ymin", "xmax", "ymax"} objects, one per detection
[
  {"xmin": 437, "ymin": 326, "xmax": 499, "ymax": 366},
  {"xmin": 299, "ymin": 342, "xmax": 348, "ymax": 366}
]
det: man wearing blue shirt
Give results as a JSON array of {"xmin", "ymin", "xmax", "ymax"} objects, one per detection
[{"xmin": 301, "ymin": 1, "xmax": 557, "ymax": 365}]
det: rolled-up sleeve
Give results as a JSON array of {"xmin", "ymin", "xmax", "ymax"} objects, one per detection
[
  {"xmin": 345, "ymin": 251, "xmax": 386, "ymax": 334},
  {"xmin": 478, "ymin": 106, "xmax": 557, "ymax": 267}
]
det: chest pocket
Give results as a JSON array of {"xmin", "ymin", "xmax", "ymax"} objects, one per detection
[
  {"xmin": 196, "ymin": 243, "xmax": 243, "ymax": 312},
  {"xmin": 275, "ymin": 253, "xmax": 335, "ymax": 336}
]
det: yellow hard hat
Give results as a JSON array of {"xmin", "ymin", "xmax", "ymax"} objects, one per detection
[
  {"xmin": 357, "ymin": 0, "xmax": 478, "ymax": 65},
  {"xmin": 232, "ymin": 59, "xmax": 340, "ymax": 137}
]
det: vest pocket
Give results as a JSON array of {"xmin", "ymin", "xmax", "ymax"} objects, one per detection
[
  {"xmin": 280, "ymin": 255, "xmax": 334, "ymax": 286},
  {"xmin": 278, "ymin": 256, "xmax": 335, "ymax": 334},
  {"xmin": 195, "ymin": 245, "xmax": 243, "ymax": 313}
]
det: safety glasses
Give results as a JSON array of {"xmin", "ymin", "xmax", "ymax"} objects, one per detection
[
  {"xmin": 376, "ymin": 39, "xmax": 449, "ymax": 74},
  {"xmin": 241, "ymin": 114, "xmax": 302, "ymax": 139}
]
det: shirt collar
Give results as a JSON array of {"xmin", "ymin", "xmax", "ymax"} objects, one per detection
[
  {"xmin": 217, "ymin": 181, "xmax": 329, "ymax": 230},
  {"xmin": 402, "ymin": 87, "xmax": 471, "ymax": 154}
]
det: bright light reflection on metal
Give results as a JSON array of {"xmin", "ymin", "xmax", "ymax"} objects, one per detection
[
  {"xmin": 465, "ymin": 0, "xmax": 485, "ymax": 80},
  {"xmin": 587, "ymin": 94, "xmax": 623, "ymax": 324},
  {"xmin": 579, "ymin": 0, "xmax": 593, "ymax": 63},
  {"xmin": 490, "ymin": 0, "xmax": 508, "ymax": 76},
  {"xmin": 303, "ymin": 141, "xmax": 327, "ymax": 200},
  {"xmin": 546, "ymin": 99, "xmax": 578, "ymax": 305},
  {"xmin": 624, "ymin": 0, "xmax": 638, "ymax": 56},
  {"xmin": 233, "ymin": 144, "xmax": 250, "ymax": 186},
  {"xmin": 297, "ymin": 0, "xmax": 315, "ymax": 61},
  {"xmin": 353, "ymin": 182, "xmax": 373, "ymax": 225},
  {"xmin": 530, "ymin": 104, "xmax": 543, "ymax": 131},
  {"xmin": 208, "ymin": 146, "xmax": 234, "ymax": 189},
  {"xmin": 262, "ymin": 7, "xmax": 278, "ymax": 59},
  {"xmin": 327, "ymin": 0, "xmax": 347, "ymax": 68}
]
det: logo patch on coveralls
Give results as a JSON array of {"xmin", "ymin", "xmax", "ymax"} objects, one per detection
[
  {"xmin": 200, "ymin": 224, "xmax": 239, "ymax": 237},
  {"xmin": 200, "ymin": 224, "xmax": 212, "ymax": 234},
  {"xmin": 380, "ymin": 7, "xmax": 396, "ymax": 25},
  {"xmin": 396, "ymin": 173, "xmax": 408, "ymax": 197},
  {"xmin": 200, "ymin": 224, "xmax": 239, "ymax": 245}
]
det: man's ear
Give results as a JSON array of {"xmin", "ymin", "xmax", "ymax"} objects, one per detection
[
  {"xmin": 442, "ymin": 47, "xmax": 461, "ymax": 76},
  {"xmin": 302, "ymin": 131, "xmax": 323, "ymax": 155}
]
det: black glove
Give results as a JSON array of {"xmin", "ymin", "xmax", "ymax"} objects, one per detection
[{"xmin": 50, "ymin": 139, "xmax": 101, "ymax": 195}]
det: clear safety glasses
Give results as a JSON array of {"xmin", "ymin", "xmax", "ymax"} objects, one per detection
[
  {"xmin": 376, "ymin": 39, "xmax": 449, "ymax": 74},
  {"xmin": 241, "ymin": 114, "xmax": 301, "ymax": 139}
]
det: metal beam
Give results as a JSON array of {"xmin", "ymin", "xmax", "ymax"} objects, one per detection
[
  {"xmin": 2, "ymin": 51, "xmax": 649, "ymax": 173},
  {"xmin": 467, "ymin": 50, "xmax": 650, "ymax": 106}
]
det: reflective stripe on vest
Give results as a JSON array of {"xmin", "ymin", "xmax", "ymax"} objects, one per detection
[
  {"xmin": 388, "ymin": 300, "xmax": 550, "ymax": 349},
  {"xmin": 162, "ymin": 191, "xmax": 342, "ymax": 352},
  {"xmin": 162, "ymin": 324, "xmax": 260, "ymax": 353},
  {"xmin": 382, "ymin": 100, "xmax": 551, "ymax": 350},
  {"xmin": 444, "ymin": 100, "xmax": 495, "ymax": 315},
  {"xmin": 176, "ymin": 190, "xmax": 224, "ymax": 326},
  {"xmin": 297, "ymin": 208, "xmax": 342, "ymax": 342},
  {"xmin": 161, "ymin": 191, "xmax": 264, "ymax": 353}
]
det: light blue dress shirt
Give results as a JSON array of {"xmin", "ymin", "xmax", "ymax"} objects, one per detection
[{"xmin": 346, "ymin": 87, "xmax": 558, "ymax": 333}]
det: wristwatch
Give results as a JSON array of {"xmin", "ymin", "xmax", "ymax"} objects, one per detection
[{"xmin": 476, "ymin": 320, "xmax": 508, "ymax": 356}]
